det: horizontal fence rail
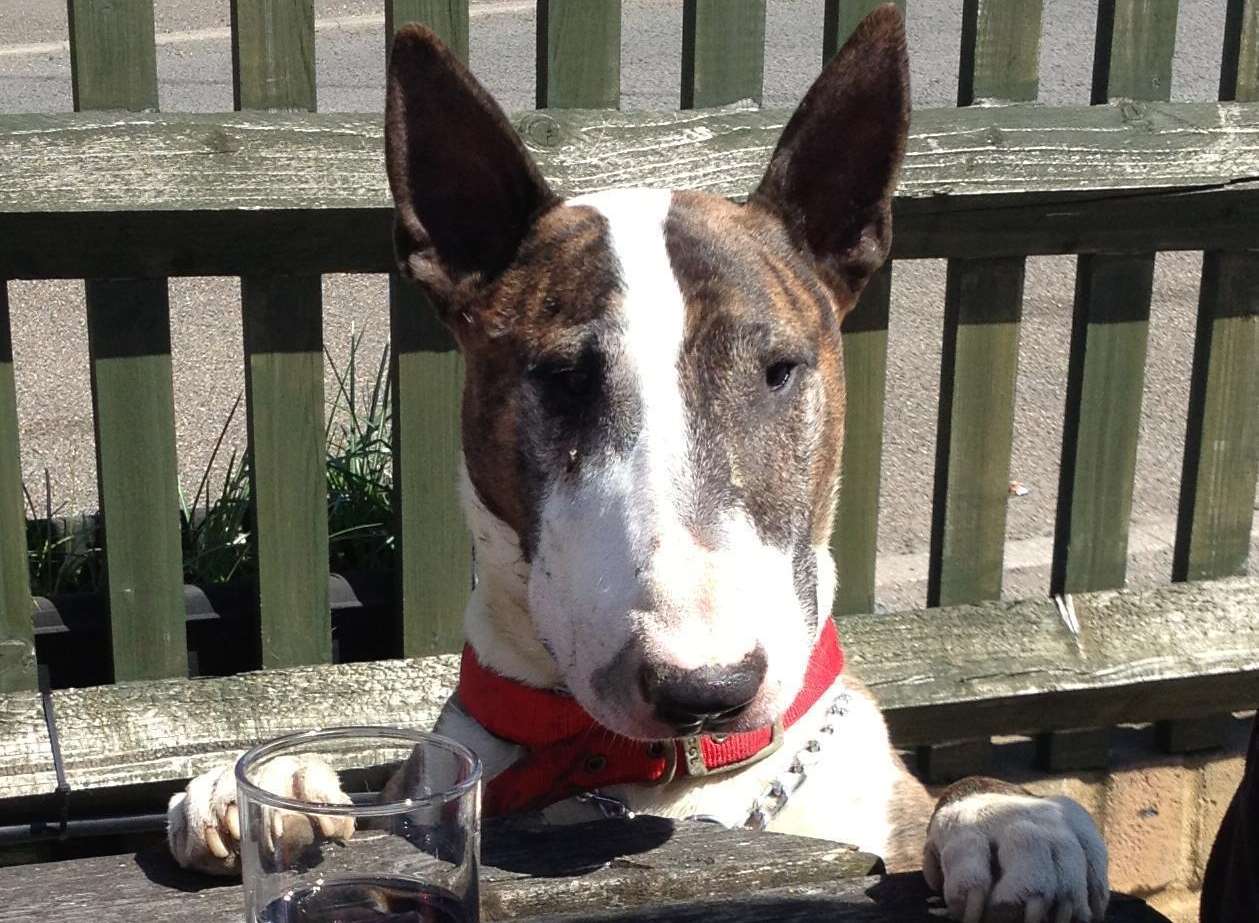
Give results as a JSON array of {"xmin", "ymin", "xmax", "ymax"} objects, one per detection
[
  {"xmin": 2, "ymin": 576, "xmax": 1257, "ymax": 802},
  {"xmin": 1, "ymin": 101, "xmax": 1259, "ymax": 280}
]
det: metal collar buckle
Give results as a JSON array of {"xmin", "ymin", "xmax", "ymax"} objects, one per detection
[{"xmin": 677, "ymin": 719, "xmax": 784, "ymax": 778}]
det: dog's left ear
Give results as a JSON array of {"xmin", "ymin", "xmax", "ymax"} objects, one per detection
[{"xmin": 749, "ymin": 5, "xmax": 910, "ymax": 308}]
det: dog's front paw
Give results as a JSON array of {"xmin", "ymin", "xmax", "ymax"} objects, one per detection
[
  {"xmin": 923, "ymin": 782, "xmax": 1108, "ymax": 923},
  {"xmin": 168, "ymin": 757, "xmax": 355, "ymax": 876}
]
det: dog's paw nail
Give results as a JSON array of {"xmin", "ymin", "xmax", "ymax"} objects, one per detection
[{"xmin": 203, "ymin": 823, "xmax": 230, "ymax": 859}]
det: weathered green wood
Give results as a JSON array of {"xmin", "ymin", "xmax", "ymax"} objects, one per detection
[
  {"xmin": 240, "ymin": 276, "xmax": 330, "ymax": 668},
  {"xmin": 66, "ymin": 0, "xmax": 158, "ymax": 112},
  {"xmin": 1052, "ymin": 254, "xmax": 1154, "ymax": 594},
  {"xmin": 229, "ymin": 0, "xmax": 316, "ymax": 111},
  {"xmin": 232, "ymin": 0, "xmax": 329, "ymax": 668},
  {"xmin": 928, "ymin": 0, "xmax": 1040, "ymax": 609},
  {"xmin": 1054, "ymin": 0, "xmax": 1174, "ymax": 596},
  {"xmin": 833, "ymin": 267, "xmax": 890, "ymax": 616},
  {"xmin": 0, "ymin": 845, "xmax": 1175, "ymax": 923},
  {"xmin": 822, "ymin": 0, "xmax": 905, "ymax": 64},
  {"xmin": 928, "ymin": 258, "xmax": 1023, "ymax": 607},
  {"xmin": 2, "ymin": 102, "xmax": 1259, "ymax": 279},
  {"xmin": 386, "ymin": 6, "xmax": 471, "ymax": 657},
  {"xmin": 1036, "ymin": 726, "xmax": 1111, "ymax": 771},
  {"xmin": 1174, "ymin": 253, "xmax": 1259, "ymax": 581},
  {"xmin": 681, "ymin": 0, "xmax": 765, "ymax": 109},
  {"xmin": 1050, "ymin": 0, "xmax": 1173, "ymax": 768},
  {"xmin": 1221, "ymin": 0, "xmax": 1259, "ymax": 101},
  {"xmin": 1175, "ymin": 3, "xmax": 1259, "ymax": 583},
  {"xmin": 3, "ymin": 576, "xmax": 1257, "ymax": 799},
  {"xmin": 958, "ymin": 0, "xmax": 1043, "ymax": 105},
  {"xmin": 536, "ymin": 0, "xmax": 621, "ymax": 109},
  {"xmin": 0, "ymin": 284, "xmax": 35, "ymax": 693},
  {"xmin": 385, "ymin": 0, "xmax": 469, "ymax": 62},
  {"xmin": 1157, "ymin": 713, "xmax": 1234, "ymax": 753},
  {"xmin": 85, "ymin": 281, "xmax": 188, "ymax": 682},
  {"xmin": 69, "ymin": 0, "xmax": 187, "ymax": 683},
  {"xmin": 915, "ymin": 738, "xmax": 992, "ymax": 785},
  {"xmin": 1092, "ymin": 0, "xmax": 1179, "ymax": 104},
  {"xmin": 0, "ymin": 820, "xmax": 884, "ymax": 923},
  {"xmin": 389, "ymin": 280, "xmax": 469, "ymax": 657}
]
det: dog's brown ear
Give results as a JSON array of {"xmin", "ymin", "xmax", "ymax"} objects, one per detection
[
  {"xmin": 749, "ymin": 5, "xmax": 909, "ymax": 307},
  {"xmin": 386, "ymin": 25, "xmax": 558, "ymax": 305}
]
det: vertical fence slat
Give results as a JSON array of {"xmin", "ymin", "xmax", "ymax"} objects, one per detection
[
  {"xmin": 1045, "ymin": 0, "xmax": 1174, "ymax": 770},
  {"xmin": 230, "ymin": 0, "xmax": 316, "ymax": 111},
  {"xmin": 537, "ymin": 0, "xmax": 621, "ymax": 108},
  {"xmin": 0, "ymin": 284, "xmax": 35, "ymax": 692},
  {"xmin": 1090, "ymin": 0, "xmax": 1178, "ymax": 104},
  {"xmin": 927, "ymin": 255, "xmax": 1026, "ymax": 608},
  {"xmin": 68, "ymin": 0, "xmax": 188, "ymax": 682},
  {"xmin": 680, "ymin": 0, "xmax": 765, "ymax": 109},
  {"xmin": 232, "ymin": 0, "xmax": 330, "ymax": 668},
  {"xmin": 927, "ymin": 0, "xmax": 1041, "ymax": 611},
  {"xmin": 1220, "ymin": 0, "xmax": 1259, "ymax": 102},
  {"xmin": 1053, "ymin": 1, "xmax": 1175, "ymax": 600},
  {"xmin": 823, "ymin": 0, "xmax": 905, "ymax": 63},
  {"xmin": 386, "ymin": 0, "xmax": 469, "ymax": 62},
  {"xmin": 85, "ymin": 282, "xmax": 188, "ymax": 681},
  {"xmin": 1051, "ymin": 254, "xmax": 1155, "ymax": 597},
  {"xmin": 833, "ymin": 267, "xmax": 891, "ymax": 616},
  {"xmin": 1174, "ymin": 255, "xmax": 1259, "ymax": 580},
  {"xmin": 1174, "ymin": 0, "xmax": 1259, "ymax": 584},
  {"xmin": 823, "ymin": 2, "xmax": 902, "ymax": 616},
  {"xmin": 386, "ymin": 2, "xmax": 472, "ymax": 657},
  {"xmin": 921, "ymin": 0, "xmax": 1040, "ymax": 782},
  {"xmin": 67, "ymin": 0, "xmax": 158, "ymax": 112}
]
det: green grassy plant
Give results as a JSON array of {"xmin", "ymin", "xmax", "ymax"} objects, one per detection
[{"xmin": 25, "ymin": 337, "xmax": 397, "ymax": 597}]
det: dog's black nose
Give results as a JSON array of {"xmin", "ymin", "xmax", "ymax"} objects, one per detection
[{"xmin": 638, "ymin": 649, "xmax": 767, "ymax": 734}]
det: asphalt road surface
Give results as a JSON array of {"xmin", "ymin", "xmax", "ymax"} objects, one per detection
[{"xmin": 0, "ymin": 0, "xmax": 1253, "ymax": 610}]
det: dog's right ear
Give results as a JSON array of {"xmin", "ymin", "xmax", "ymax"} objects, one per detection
[{"xmin": 386, "ymin": 26, "xmax": 558, "ymax": 307}]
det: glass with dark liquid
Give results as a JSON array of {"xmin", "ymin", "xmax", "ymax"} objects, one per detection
[{"xmin": 236, "ymin": 727, "xmax": 482, "ymax": 923}]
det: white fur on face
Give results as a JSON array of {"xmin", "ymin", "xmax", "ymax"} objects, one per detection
[{"xmin": 522, "ymin": 188, "xmax": 814, "ymax": 739}]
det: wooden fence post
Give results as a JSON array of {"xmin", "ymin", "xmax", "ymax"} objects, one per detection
[
  {"xmin": 1164, "ymin": 0, "xmax": 1259, "ymax": 754},
  {"xmin": 921, "ymin": 0, "xmax": 1044, "ymax": 781},
  {"xmin": 537, "ymin": 0, "xmax": 621, "ymax": 109},
  {"xmin": 67, "ymin": 0, "xmax": 188, "ymax": 682},
  {"xmin": 681, "ymin": 0, "xmax": 765, "ymax": 109},
  {"xmin": 0, "ymin": 283, "xmax": 35, "ymax": 692},
  {"xmin": 927, "ymin": 0, "xmax": 1042, "ymax": 610},
  {"xmin": 385, "ymin": 0, "xmax": 474, "ymax": 658},
  {"xmin": 1174, "ymin": 0, "xmax": 1259, "ymax": 584},
  {"xmin": 231, "ymin": 0, "xmax": 331, "ymax": 668}
]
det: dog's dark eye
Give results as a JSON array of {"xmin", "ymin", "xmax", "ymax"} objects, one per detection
[
  {"xmin": 531, "ymin": 361, "xmax": 596, "ymax": 403},
  {"xmin": 765, "ymin": 360, "xmax": 797, "ymax": 392},
  {"xmin": 552, "ymin": 368, "xmax": 592, "ymax": 398}
]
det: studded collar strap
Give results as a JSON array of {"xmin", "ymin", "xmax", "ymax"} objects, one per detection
[{"xmin": 457, "ymin": 619, "xmax": 844, "ymax": 817}]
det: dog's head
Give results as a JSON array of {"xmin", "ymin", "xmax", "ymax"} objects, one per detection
[{"xmin": 386, "ymin": 8, "xmax": 909, "ymax": 740}]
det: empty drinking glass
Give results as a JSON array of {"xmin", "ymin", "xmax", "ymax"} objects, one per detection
[{"xmin": 235, "ymin": 726, "xmax": 482, "ymax": 922}]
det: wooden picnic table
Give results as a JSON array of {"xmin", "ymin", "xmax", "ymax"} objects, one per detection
[{"xmin": 0, "ymin": 816, "xmax": 1167, "ymax": 921}]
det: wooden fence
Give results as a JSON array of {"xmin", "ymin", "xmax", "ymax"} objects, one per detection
[{"xmin": 0, "ymin": 0, "xmax": 1257, "ymax": 788}]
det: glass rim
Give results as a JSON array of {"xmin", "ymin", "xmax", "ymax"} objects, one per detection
[{"xmin": 234, "ymin": 725, "xmax": 482, "ymax": 817}]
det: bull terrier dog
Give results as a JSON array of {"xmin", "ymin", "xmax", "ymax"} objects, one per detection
[{"xmin": 169, "ymin": 7, "xmax": 1109, "ymax": 921}]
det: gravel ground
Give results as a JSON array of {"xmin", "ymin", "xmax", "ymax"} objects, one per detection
[{"xmin": 0, "ymin": 0, "xmax": 1253, "ymax": 610}]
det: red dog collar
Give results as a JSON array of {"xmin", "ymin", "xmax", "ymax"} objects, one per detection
[{"xmin": 457, "ymin": 619, "xmax": 844, "ymax": 816}]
